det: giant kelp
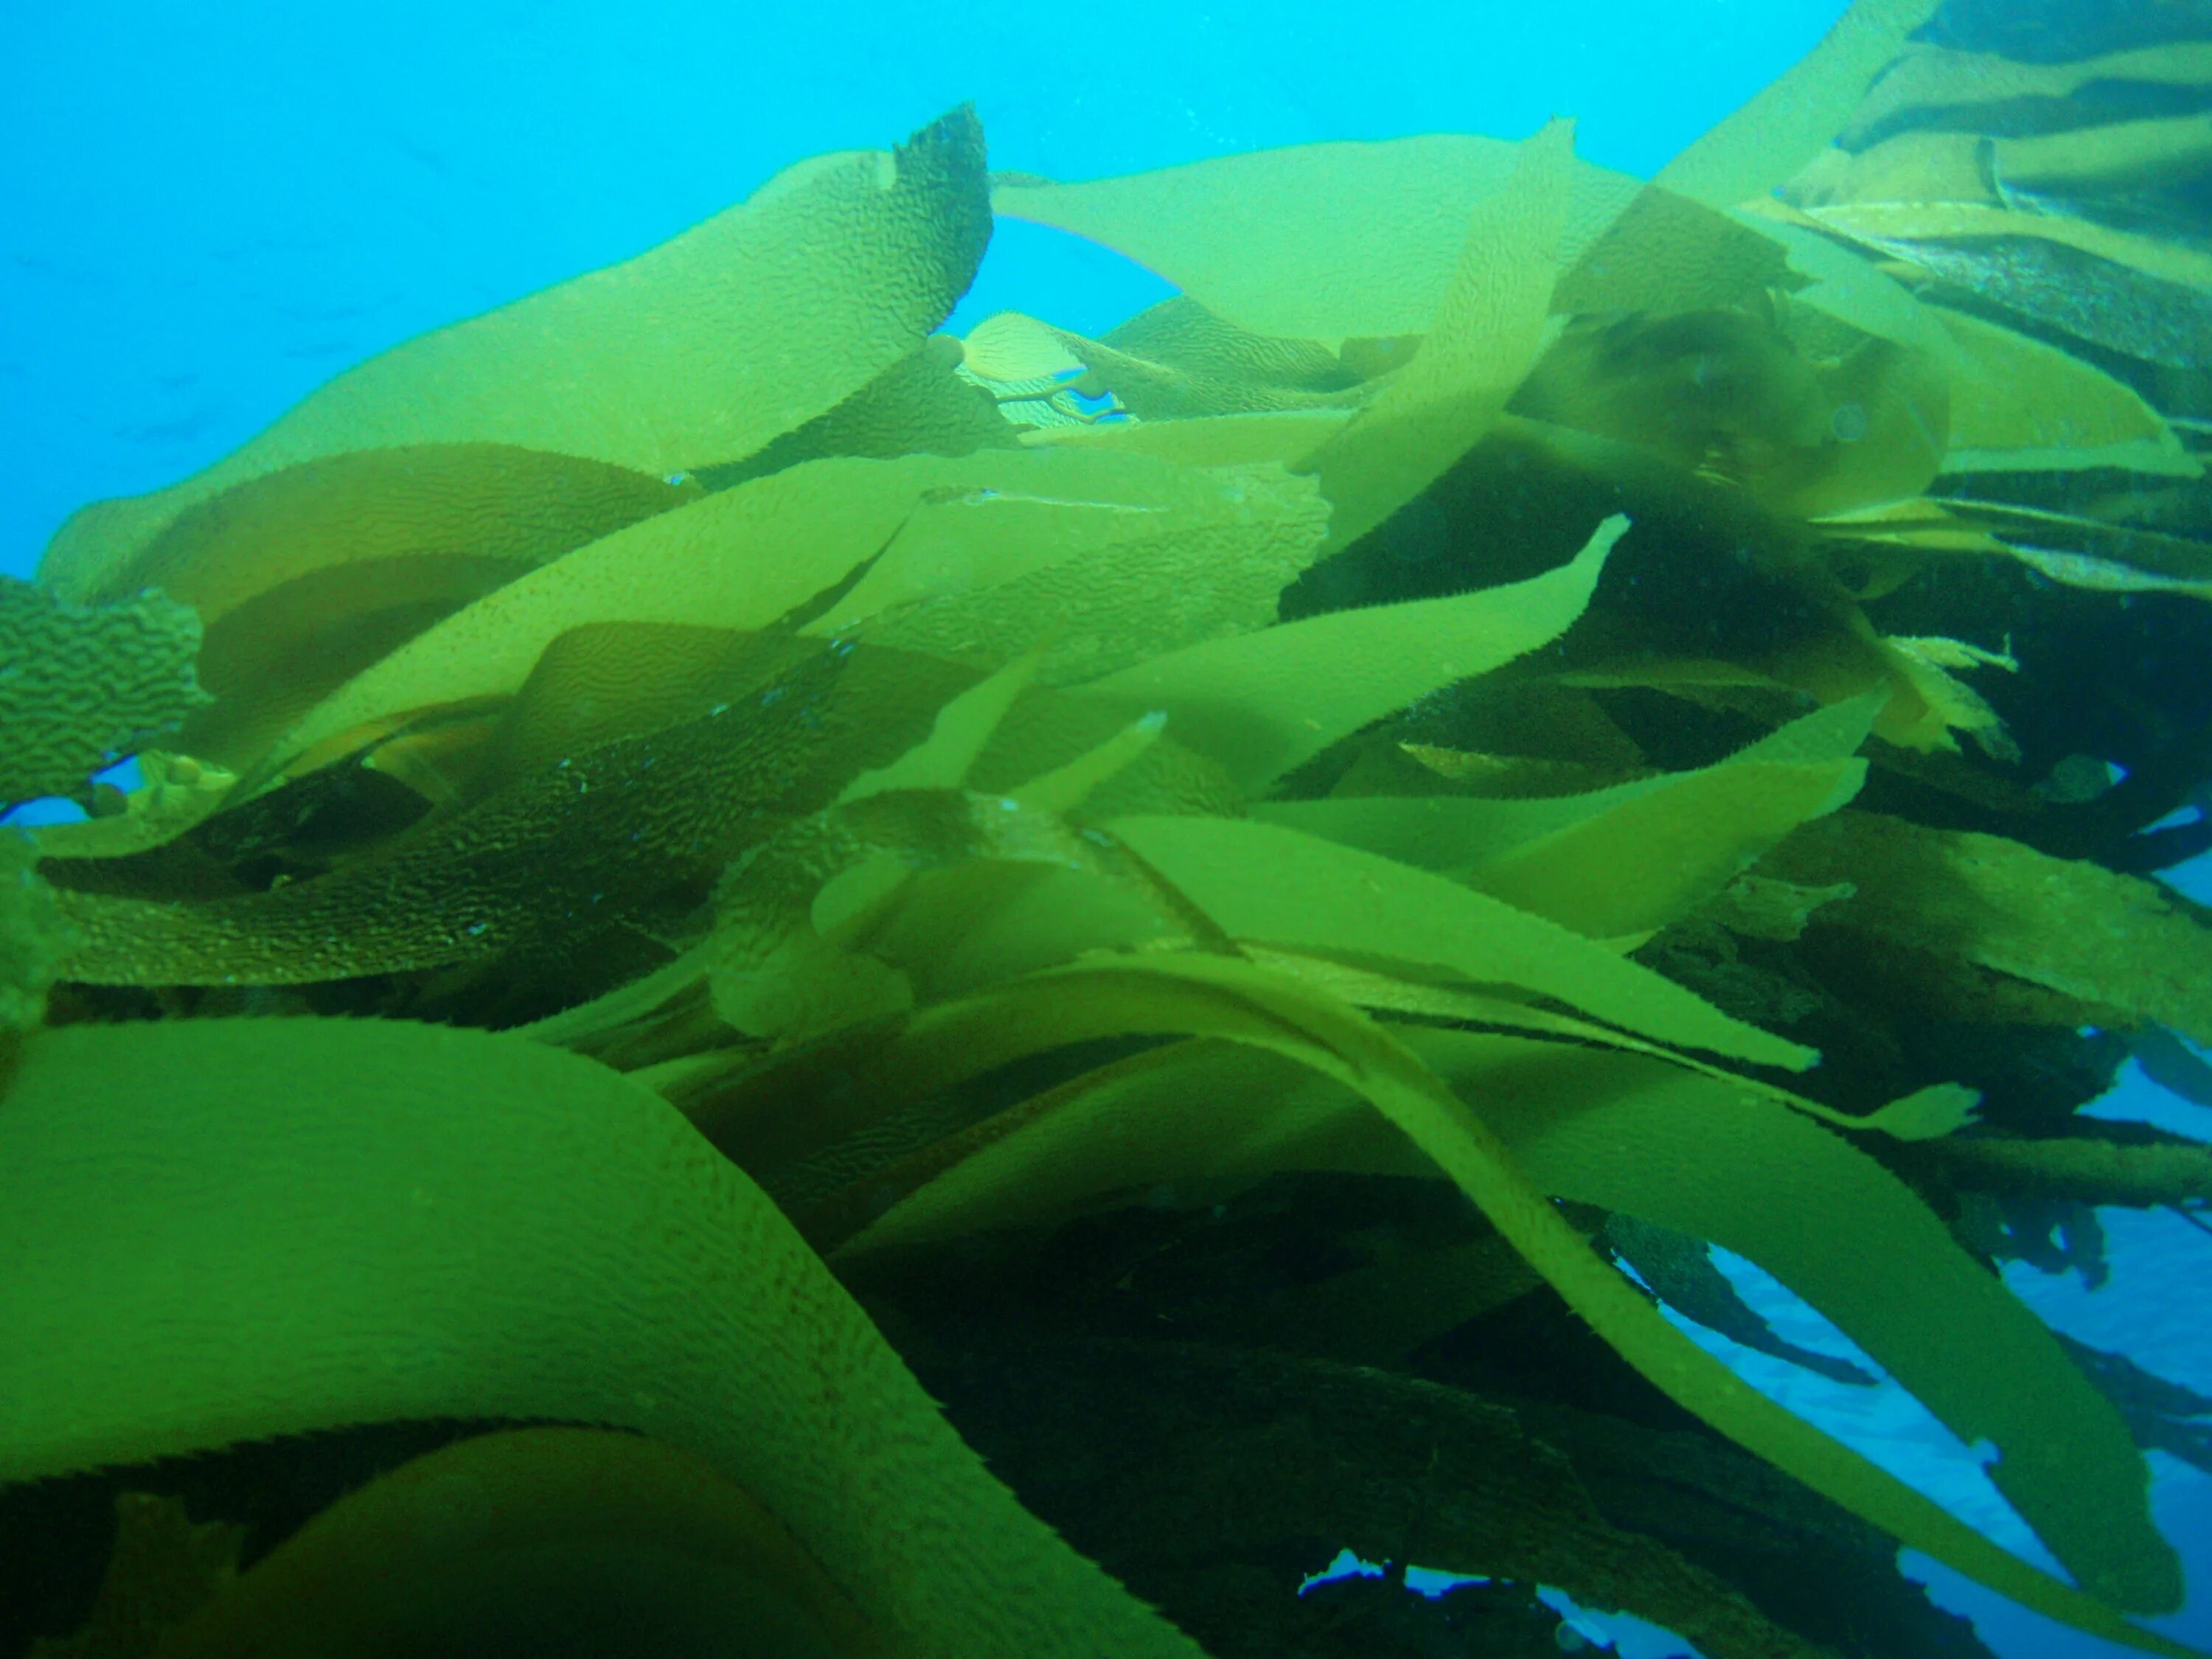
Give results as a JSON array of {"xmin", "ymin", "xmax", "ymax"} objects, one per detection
[{"xmin": 7, "ymin": 8, "xmax": 2212, "ymax": 1658}]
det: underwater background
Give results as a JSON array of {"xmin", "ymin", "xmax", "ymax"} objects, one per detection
[{"xmin": 5, "ymin": 2, "xmax": 2212, "ymax": 1657}]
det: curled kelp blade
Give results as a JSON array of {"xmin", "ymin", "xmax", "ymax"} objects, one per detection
[
  {"xmin": 38, "ymin": 106, "xmax": 994, "ymax": 604},
  {"xmin": 152, "ymin": 1428, "xmax": 883, "ymax": 1659},
  {"xmin": 0, "ymin": 1018, "xmax": 1206, "ymax": 1659},
  {"xmin": 785, "ymin": 950, "xmax": 2191, "ymax": 1653}
]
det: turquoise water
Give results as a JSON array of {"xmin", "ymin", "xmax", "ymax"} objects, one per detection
[{"xmin": 6, "ymin": 4, "xmax": 2211, "ymax": 1656}]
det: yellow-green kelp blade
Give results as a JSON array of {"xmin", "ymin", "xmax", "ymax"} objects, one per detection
[
  {"xmin": 1405, "ymin": 1029, "xmax": 2183, "ymax": 1615},
  {"xmin": 1305, "ymin": 120, "xmax": 1573, "ymax": 552},
  {"xmin": 155, "ymin": 1427, "xmax": 883, "ymax": 1659},
  {"xmin": 0, "ymin": 1018, "xmax": 1206, "ymax": 1659},
  {"xmin": 38, "ymin": 107, "xmax": 993, "ymax": 604},
  {"xmin": 1080, "ymin": 515, "xmax": 1621, "ymax": 795},
  {"xmin": 817, "ymin": 950, "xmax": 2194, "ymax": 1656},
  {"xmin": 1106, "ymin": 813, "xmax": 1812, "ymax": 1069},
  {"xmin": 1655, "ymin": 0, "xmax": 1944, "ymax": 207},
  {"xmin": 994, "ymin": 134, "xmax": 1642, "ymax": 341}
]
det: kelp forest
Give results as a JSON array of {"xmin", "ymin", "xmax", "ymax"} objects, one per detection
[{"xmin": 5, "ymin": 0, "xmax": 2212, "ymax": 1655}]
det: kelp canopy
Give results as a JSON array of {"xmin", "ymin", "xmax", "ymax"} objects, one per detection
[{"xmin": 6, "ymin": 4, "xmax": 2212, "ymax": 1657}]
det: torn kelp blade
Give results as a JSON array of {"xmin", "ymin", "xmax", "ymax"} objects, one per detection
[{"xmin": 0, "ymin": 1018, "xmax": 1207, "ymax": 1659}]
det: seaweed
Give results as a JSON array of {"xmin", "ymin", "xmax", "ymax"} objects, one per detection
[{"xmin": 7, "ymin": 14, "xmax": 2212, "ymax": 1655}]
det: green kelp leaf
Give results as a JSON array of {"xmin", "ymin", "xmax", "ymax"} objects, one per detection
[
  {"xmin": 38, "ymin": 108, "xmax": 993, "ymax": 601},
  {"xmin": 135, "ymin": 448, "xmax": 698, "ymax": 771},
  {"xmin": 1840, "ymin": 41, "xmax": 2212, "ymax": 150},
  {"xmin": 1258, "ymin": 760, "xmax": 1862, "ymax": 939},
  {"xmin": 1655, "ymin": 0, "xmax": 1944, "ymax": 208},
  {"xmin": 0, "ymin": 578, "xmax": 211, "ymax": 803},
  {"xmin": 1803, "ymin": 201, "xmax": 2212, "ymax": 303},
  {"xmin": 1933, "ymin": 1136, "xmax": 2212, "ymax": 1210},
  {"xmin": 28, "ymin": 1492, "xmax": 245, "ymax": 1659},
  {"xmin": 808, "ymin": 459, "xmax": 1332, "ymax": 685},
  {"xmin": 52, "ymin": 641, "xmax": 976, "ymax": 986},
  {"xmin": 994, "ymin": 134, "xmax": 1644, "ymax": 342},
  {"xmin": 153, "ymin": 1428, "xmax": 880, "ymax": 1659},
  {"xmin": 1554, "ymin": 184, "xmax": 1798, "ymax": 318},
  {"xmin": 798, "ymin": 950, "xmax": 2190, "ymax": 1653},
  {"xmin": 1513, "ymin": 307, "xmax": 1949, "ymax": 520},
  {"xmin": 0, "ymin": 1018, "xmax": 1207, "ymax": 1659},
  {"xmin": 1255, "ymin": 695, "xmax": 1876, "ymax": 936},
  {"xmin": 1105, "ymin": 814, "xmax": 1812, "ymax": 1068},
  {"xmin": 1935, "ymin": 307, "xmax": 2200, "ymax": 479},
  {"xmin": 839, "ymin": 647, "xmax": 1043, "ymax": 804},
  {"xmin": 693, "ymin": 334, "xmax": 1021, "ymax": 493},
  {"xmin": 1079, "ymin": 515, "xmax": 1622, "ymax": 796},
  {"xmin": 1766, "ymin": 812, "xmax": 2212, "ymax": 1047},
  {"xmin": 259, "ymin": 445, "xmax": 1234, "ymax": 790},
  {"xmin": 1308, "ymin": 119, "xmax": 1575, "ymax": 552},
  {"xmin": 0, "ymin": 831, "xmax": 71, "ymax": 1037},
  {"xmin": 1401, "ymin": 1029, "xmax": 2180, "ymax": 1615},
  {"xmin": 84, "ymin": 444, "xmax": 693, "ymax": 616},
  {"xmin": 709, "ymin": 788, "xmax": 1186, "ymax": 1047}
]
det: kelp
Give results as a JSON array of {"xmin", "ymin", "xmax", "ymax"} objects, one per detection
[
  {"xmin": 0, "ymin": 579, "xmax": 209, "ymax": 804},
  {"xmin": 37, "ymin": 108, "xmax": 993, "ymax": 604},
  {"xmin": 0, "ymin": 1018, "xmax": 1203, "ymax": 1659},
  {"xmin": 10, "ymin": 44, "xmax": 2212, "ymax": 1659}
]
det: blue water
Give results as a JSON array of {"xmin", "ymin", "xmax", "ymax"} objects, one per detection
[{"xmin": 6, "ymin": 4, "xmax": 2209, "ymax": 1654}]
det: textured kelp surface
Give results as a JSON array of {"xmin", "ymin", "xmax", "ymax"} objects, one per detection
[{"xmin": 7, "ymin": 7, "xmax": 2212, "ymax": 1657}]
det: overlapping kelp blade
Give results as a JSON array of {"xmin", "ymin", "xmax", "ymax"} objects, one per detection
[
  {"xmin": 1935, "ymin": 308, "xmax": 2199, "ymax": 478},
  {"xmin": 38, "ymin": 107, "xmax": 993, "ymax": 602},
  {"xmin": 1767, "ymin": 812, "xmax": 2212, "ymax": 1045},
  {"xmin": 693, "ymin": 334, "xmax": 1020, "ymax": 491},
  {"xmin": 1307, "ymin": 120, "xmax": 1574, "ymax": 552},
  {"xmin": 50, "ymin": 641, "xmax": 975, "ymax": 985},
  {"xmin": 259, "ymin": 446, "xmax": 1320, "ymax": 789},
  {"xmin": 1256, "ymin": 695, "xmax": 1874, "ymax": 936},
  {"xmin": 103, "ymin": 446, "xmax": 698, "ymax": 768},
  {"xmin": 0, "ymin": 834, "xmax": 69, "ymax": 1040},
  {"xmin": 994, "ymin": 136, "xmax": 1641, "ymax": 341},
  {"xmin": 0, "ymin": 1018, "xmax": 1206, "ymax": 1659},
  {"xmin": 149, "ymin": 1429, "xmax": 879, "ymax": 1659},
  {"xmin": 1404, "ymin": 1029, "xmax": 2181, "ymax": 1615},
  {"xmin": 1654, "ymin": 0, "xmax": 1946, "ymax": 207},
  {"xmin": 796, "ymin": 951, "xmax": 2191, "ymax": 1653},
  {"xmin": 843, "ymin": 1015, "xmax": 2177, "ymax": 1615},
  {"xmin": 1841, "ymin": 41, "xmax": 2212, "ymax": 148},
  {"xmin": 0, "ymin": 579, "xmax": 209, "ymax": 802},
  {"xmin": 1107, "ymin": 815, "xmax": 1812, "ymax": 1068},
  {"xmin": 1082, "ymin": 516, "xmax": 1621, "ymax": 795}
]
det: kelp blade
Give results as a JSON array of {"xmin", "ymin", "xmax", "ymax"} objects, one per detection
[
  {"xmin": 37, "ymin": 108, "xmax": 992, "ymax": 603},
  {"xmin": 0, "ymin": 1018, "xmax": 1205, "ymax": 1659}
]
